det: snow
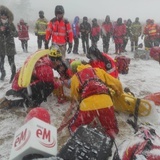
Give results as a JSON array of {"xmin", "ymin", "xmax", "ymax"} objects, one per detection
[{"xmin": 1, "ymin": 33, "xmax": 160, "ymax": 160}]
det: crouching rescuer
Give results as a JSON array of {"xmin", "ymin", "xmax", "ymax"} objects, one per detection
[
  {"xmin": 68, "ymin": 60, "xmax": 123, "ymax": 139},
  {"xmin": 4, "ymin": 47, "xmax": 70, "ymax": 108}
]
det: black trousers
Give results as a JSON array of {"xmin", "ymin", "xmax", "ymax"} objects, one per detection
[
  {"xmin": 37, "ymin": 35, "xmax": 46, "ymax": 49},
  {"xmin": 21, "ymin": 40, "xmax": 28, "ymax": 51},
  {"xmin": 81, "ymin": 35, "xmax": 89, "ymax": 54},
  {"xmin": 73, "ymin": 37, "xmax": 79, "ymax": 54},
  {"xmin": 0, "ymin": 55, "xmax": 16, "ymax": 75}
]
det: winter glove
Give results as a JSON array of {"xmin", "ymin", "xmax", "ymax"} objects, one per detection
[
  {"xmin": 35, "ymin": 32, "xmax": 38, "ymax": 36},
  {"xmin": 67, "ymin": 43, "xmax": 72, "ymax": 54},
  {"xmin": 45, "ymin": 40, "xmax": 49, "ymax": 49}
]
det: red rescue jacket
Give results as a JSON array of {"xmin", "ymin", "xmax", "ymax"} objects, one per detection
[
  {"xmin": 76, "ymin": 67, "xmax": 109, "ymax": 101},
  {"xmin": 90, "ymin": 53, "xmax": 119, "ymax": 78},
  {"xmin": 46, "ymin": 18, "xmax": 73, "ymax": 45},
  {"xmin": 17, "ymin": 21, "xmax": 29, "ymax": 40}
]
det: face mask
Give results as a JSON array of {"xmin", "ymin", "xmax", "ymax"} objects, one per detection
[{"xmin": 1, "ymin": 18, "xmax": 8, "ymax": 24}]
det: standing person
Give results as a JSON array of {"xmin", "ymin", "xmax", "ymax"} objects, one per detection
[
  {"xmin": 45, "ymin": 5, "xmax": 73, "ymax": 60},
  {"xmin": 142, "ymin": 19, "xmax": 153, "ymax": 50},
  {"xmin": 130, "ymin": 17, "xmax": 142, "ymax": 51},
  {"xmin": 35, "ymin": 10, "xmax": 48, "ymax": 50},
  {"xmin": 90, "ymin": 18, "xmax": 100, "ymax": 47},
  {"xmin": 68, "ymin": 60, "xmax": 123, "ymax": 139},
  {"xmin": 101, "ymin": 15, "xmax": 113, "ymax": 53},
  {"xmin": 123, "ymin": 19, "xmax": 132, "ymax": 52},
  {"xmin": 113, "ymin": 18, "xmax": 126, "ymax": 54},
  {"xmin": 72, "ymin": 16, "xmax": 80, "ymax": 54},
  {"xmin": 0, "ymin": 8, "xmax": 18, "ymax": 82},
  {"xmin": 80, "ymin": 16, "xmax": 91, "ymax": 54},
  {"xmin": 17, "ymin": 19, "xmax": 29, "ymax": 53}
]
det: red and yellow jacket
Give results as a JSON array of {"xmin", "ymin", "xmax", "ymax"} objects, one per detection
[
  {"xmin": 90, "ymin": 53, "xmax": 119, "ymax": 78},
  {"xmin": 46, "ymin": 18, "xmax": 73, "ymax": 45},
  {"xmin": 71, "ymin": 64, "xmax": 123, "ymax": 111}
]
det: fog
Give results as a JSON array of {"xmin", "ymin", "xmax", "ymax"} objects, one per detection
[{"xmin": 1, "ymin": 0, "xmax": 160, "ymax": 24}]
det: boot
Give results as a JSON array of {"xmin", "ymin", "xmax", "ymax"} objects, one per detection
[
  {"xmin": 0, "ymin": 70, "xmax": 6, "ymax": 81},
  {"xmin": 9, "ymin": 72, "xmax": 15, "ymax": 83}
]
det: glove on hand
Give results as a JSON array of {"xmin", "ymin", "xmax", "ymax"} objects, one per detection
[
  {"xmin": 35, "ymin": 32, "xmax": 38, "ymax": 36},
  {"xmin": 67, "ymin": 43, "xmax": 72, "ymax": 54}
]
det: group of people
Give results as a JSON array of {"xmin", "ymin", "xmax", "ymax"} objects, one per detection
[
  {"xmin": 4, "ymin": 43, "xmax": 121, "ymax": 140},
  {"xmin": 2, "ymin": 5, "xmax": 160, "ymax": 159}
]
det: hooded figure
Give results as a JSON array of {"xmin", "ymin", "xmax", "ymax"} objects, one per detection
[
  {"xmin": 80, "ymin": 16, "xmax": 91, "ymax": 54},
  {"xmin": 101, "ymin": 15, "xmax": 113, "ymax": 52},
  {"xmin": 72, "ymin": 16, "xmax": 80, "ymax": 54},
  {"xmin": 90, "ymin": 18, "xmax": 100, "ymax": 47},
  {"xmin": 17, "ymin": 18, "xmax": 29, "ymax": 52},
  {"xmin": 0, "ymin": 5, "xmax": 18, "ymax": 82}
]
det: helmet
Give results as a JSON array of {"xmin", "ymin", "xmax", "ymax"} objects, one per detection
[
  {"xmin": 24, "ymin": 107, "xmax": 51, "ymax": 124},
  {"xmin": 39, "ymin": 10, "xmax": 44, "ymax": 15},
  {"xmin": 88, "ymin": 46, "xmax": 100, "ymax": 56},
  {"xmin": 70, "ymin": 60, "xmax": 82, "ymax": 73},
  {"xmin": 48, "ymin": 46, "xmax": 62, "ymax": 61},
  {"xmin": 55, "ymin": 5, "xmax": 64, "ymax": 16}
]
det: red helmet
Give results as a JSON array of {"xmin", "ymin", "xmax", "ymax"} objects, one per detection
[{"xmin": 24, "ymin": 107, "xmax": 51, "ymax": 124}]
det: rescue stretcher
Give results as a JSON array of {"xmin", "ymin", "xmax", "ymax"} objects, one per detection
[{"xmin": 110, "ymin": 89, "xmax": 152, "ymax": 116}]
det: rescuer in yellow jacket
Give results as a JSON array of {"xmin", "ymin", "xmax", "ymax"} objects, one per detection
[{"xmin": 68, "ymin": 60, "xmax": 123, "ymax": 139}]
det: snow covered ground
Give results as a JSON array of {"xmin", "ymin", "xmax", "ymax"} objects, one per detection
[{"xmin": 0, "ymin": 33, "xmax": 160, "ymax": 160}]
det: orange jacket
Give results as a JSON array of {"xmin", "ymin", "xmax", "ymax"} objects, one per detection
[{"xmin": 46, "ymin": 18, "xmax": 73, "ymax": 45}]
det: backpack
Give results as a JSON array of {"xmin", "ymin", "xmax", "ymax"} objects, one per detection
[{"xmin": 114, "ymin": 56, "xmax": 130, "ymax": 74}]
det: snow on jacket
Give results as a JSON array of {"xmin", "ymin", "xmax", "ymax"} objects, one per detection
[
  {"xmin": 34, "ymin": 17, "xmax": 48, "ymax": 35},
  {"xmin": 17, "ymin": 20, "xmax": 29, "ymax": 40},
  {"xmin": 72, "ymin": 16, "xmax": 80, "ymax": 37},
  {"xmin": 46, "ymin": 17, "xmax": 73, "ymax": 45},
  {"xmin": 70, "ymin": 64, "xmax": 123, "ymax": 111}
]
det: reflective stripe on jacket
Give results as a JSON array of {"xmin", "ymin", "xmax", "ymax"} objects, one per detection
[
  {"xmin": 35, "ymin": 18, "xmax": 48, "ymax": 35},
  {"xmin": 46, "ymin": 18, "xmax": 73, "ymax": 45}
]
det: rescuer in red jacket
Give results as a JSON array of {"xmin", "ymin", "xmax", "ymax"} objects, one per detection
[
  {"xmin": 45, "ymin": 5, "xmax": 73, "ymax": 60},
  {"xmin": 5, "ymin": 47, "xmax": 72, "ymax": 108}
]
